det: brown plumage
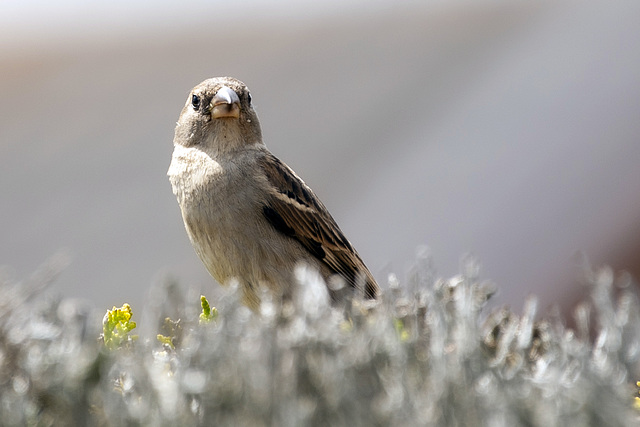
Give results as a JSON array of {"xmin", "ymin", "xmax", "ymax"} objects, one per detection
[{"xmin": 258, "ymin": 153, "xmax": 378, "ymax": 299}]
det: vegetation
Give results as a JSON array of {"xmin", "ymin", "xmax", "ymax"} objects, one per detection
[{"xmin": 0, "ymin": 254, "xmax": 639, "ymax": 425}]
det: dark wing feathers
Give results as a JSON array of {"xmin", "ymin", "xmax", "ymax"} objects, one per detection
[{"xmin": 259, "ymin": 153, "xmax": 378, "ymax": 299}]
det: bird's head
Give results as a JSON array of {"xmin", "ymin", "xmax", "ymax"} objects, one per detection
[{"xmin": 174, "ymin": 77, "xmax": 262, "ymax": 153}]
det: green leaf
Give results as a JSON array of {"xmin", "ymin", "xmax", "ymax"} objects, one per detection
[
  {"xmin": 199, "ymin": 295, "xmax": 218, "ymax": 324},
  {"xmin": 101, "ymin": 303, "xmax": 137, "ymax": 350}
]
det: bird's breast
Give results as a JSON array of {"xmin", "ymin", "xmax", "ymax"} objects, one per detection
[{"xmin": 168, "ymin": 145, "xmax": 266, "ymax": 278}]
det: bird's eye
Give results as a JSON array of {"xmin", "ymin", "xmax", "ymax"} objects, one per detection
[
  {"xmin": 247, "ymin": 92, "xmax": 252, "ymax": 105},
  {"xmin": 191, "ymin": 94, "xmax": 201, "ymax": 110}
]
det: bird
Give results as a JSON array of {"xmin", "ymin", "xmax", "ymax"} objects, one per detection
[{"xmin": 168, "ymin": 77, "xmax": 378, "ymax": 309}]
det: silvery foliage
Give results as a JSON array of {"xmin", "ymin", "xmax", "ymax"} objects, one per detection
[{"xmin": 0, "ymin": 250, "xmax": 639, "ymax": 426}]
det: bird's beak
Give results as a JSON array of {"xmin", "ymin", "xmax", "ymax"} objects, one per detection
[{"xmin": 210, "ymin": 86, "xmax": 241, "ymax": 119}]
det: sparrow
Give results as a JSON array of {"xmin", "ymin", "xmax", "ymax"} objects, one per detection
[{"xmin": 168, "ymin": 77, "xmax": 378, "ymax": 309}]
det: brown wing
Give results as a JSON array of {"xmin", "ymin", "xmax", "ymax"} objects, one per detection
[{"xmin": 258, "ymin": 153, "xmax": 378, "ymax": 299}]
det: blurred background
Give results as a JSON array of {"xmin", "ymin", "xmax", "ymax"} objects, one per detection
[{"xmin": 2, "ymin": 0, "xmax": 640, "ymax": 314}]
